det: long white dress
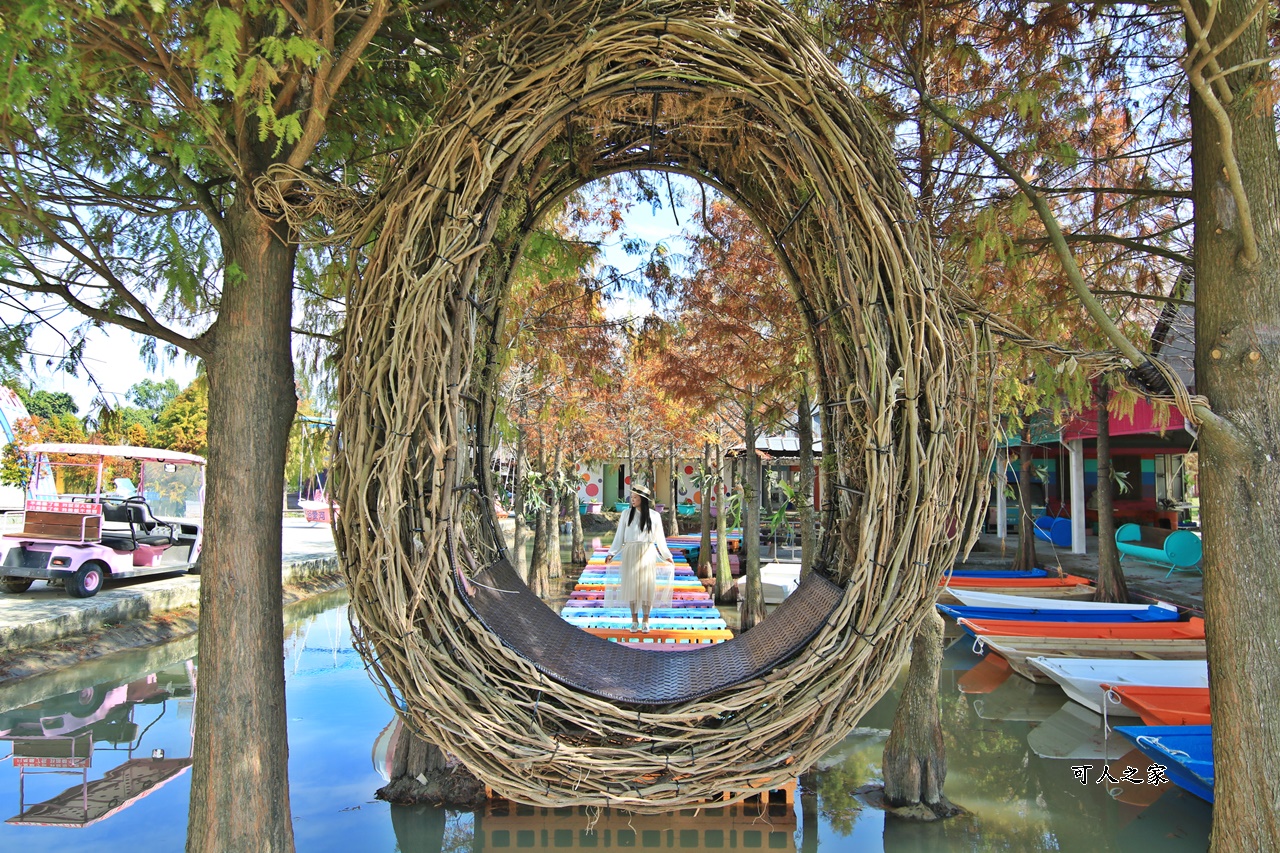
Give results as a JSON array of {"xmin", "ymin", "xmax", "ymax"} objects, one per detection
[{"xmin": 604, "ymin": 507, "xmax": 676, "ymax": 610}]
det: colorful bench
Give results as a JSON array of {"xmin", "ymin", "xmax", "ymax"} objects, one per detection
[{"xmin": 1115, "ymin": 523, "xmax": 1202, "ymax": 578}]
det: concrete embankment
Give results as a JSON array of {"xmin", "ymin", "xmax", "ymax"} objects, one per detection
[{"xmin": 0, "ymin": 519, "xmax": 344, "ymax": 684}]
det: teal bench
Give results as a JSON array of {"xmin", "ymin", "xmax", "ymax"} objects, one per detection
[{"xmin": 1115, "ymin": 523, "xmax": 1202, "ymax": 578}]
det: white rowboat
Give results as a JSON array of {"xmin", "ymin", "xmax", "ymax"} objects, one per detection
[
  {"xmin": 1028, "ymin": 657, "xmax": 1210, "ymax": 716},
  {"xmin": 975, "ymin": 636, "xmax": 1206, "ymax": 682},
  {"xmin": 948, "ymin": 589, "xmax": 1178, "ymax": 613}
]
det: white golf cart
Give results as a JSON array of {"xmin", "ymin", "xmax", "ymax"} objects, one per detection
[{"xmin": 0, "ymin": 443, "xmax": 205, "ymax": 597}]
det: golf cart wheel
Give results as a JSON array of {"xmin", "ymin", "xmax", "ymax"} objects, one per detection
[
  {"xmin": 0, "ymin": 576, "xmax": 32, "ymax": 594},
  {"xmin": 68, "ymin": 563, "xmax": 105, "ymax": 598}
]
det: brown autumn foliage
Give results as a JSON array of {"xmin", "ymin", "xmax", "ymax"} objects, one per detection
[{"xmin": 806, "ymin": 0, "xmax": 1191, "ymax": 412}]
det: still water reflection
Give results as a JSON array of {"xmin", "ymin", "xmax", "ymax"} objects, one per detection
[{"xmin": 0, "ymin": 592, "xmax": 1212, "ymax": 851}]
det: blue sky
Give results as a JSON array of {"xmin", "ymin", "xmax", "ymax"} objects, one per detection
[
  {"xmin": 14, "ymin": 308, "xmax": 200, "ymax": 415},
  {"xmin": 16, "ymin": 172, "xmax": 704, "ymax": 416},
  {"xmin": 592, "ymin": 173, "xmax": 698, "ymax": 321}
]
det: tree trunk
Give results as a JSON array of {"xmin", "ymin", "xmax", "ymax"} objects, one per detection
[
  {"xmin": 512, "ymin": 429, "xmax": 529, "ymax": 583},
  {"xmin": 698, "ymin": 442, "xmax": 713, "ymax": 578},
  {"xmin": 529, "ymin": 503, "xmax": 549, "ymax": 598},
  {"xmin": 1009, "ymin": 432, "xmax": 1039, "ymax": 572},
  {"xmin": 375, "ymin": 720, "xmax": 485, "ymax": 807},
  {"xmin": 626, "ymin": 439, "xmax": 634, "ymax": 499},
  {"xmin": 1093, "ymin": 386, "xmax": 1128, "ymax": 602},
  {"xmin": 797, "ymin": 388, "xmax": 817, "ymax": 578},
  {"xmin": 547, "ymin": 448, "xmax": 563, "ymax": 580},
  {"xmin": 1189, "ymin": 3, "xmax": 1280, "ymax": 848},
  {"xmin": 714, "ymin": 443, "xmax": 734, "ymax": 603},
  {"xmin": 881, "ymin": 609, "xmax": 958, "ymax": 818},
  {"xmin": 570, "ymin": 463, "xmax": 586, "ymax": 566},
  {"xmin": 188, "ymin": 202, "xmax": 297, "ymax": 852},
  {"xmin": 741, "ymin": 405, "xmax": 766, "ymax": 629},
  {"xmin": 528, "ymin": 449, "xmax": 550, "ymax": 598},
  {"xmin": 665, "ymin": 443, "xmax": 678, "ymax": 535}
]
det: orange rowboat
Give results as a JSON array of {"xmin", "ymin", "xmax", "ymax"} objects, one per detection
[
  {"xmin": 958, "ymin": 616, "xmax": 1205, "ymax": 640},
  {"xmin": 937, "ymin": 576, "xmax": 1096, "ymax": 604},
  {"xmin": 1103, "ymin": 684, "xmax": 1212, "ymax": 726},
  {"xmin": 942, "ymin": 574, "xmax": 1092, "ymax": 588}
]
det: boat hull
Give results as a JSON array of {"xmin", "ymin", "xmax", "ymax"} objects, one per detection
[
  {"xmin": 958, "ymin": 616, "xmax": 1205, "ymax": 640},
  {"xmin": 978, "ymin": 637, "xmax": 1207, "ymax": 683},
  {"xmin": 938, "ymin": 582, "xmax": 1095, "ymax": 605},
  {"xmin": 1028, "ymin": 657, "xmax": 1209, "ymax": 714},
  {"xmin": 1115, "ymin": 725, "xmax": 1214, "ymax": 803},
  {"xmin": 1108, "ymin": 685, "xmax": 1211, "ymax": 726},
  {"xmin": 947, "ymin": 590, "xmax": 1177, "ymax": 612},
  {"xmin": 937, "ymin": 604, "xmax": 1179, "ymax": 623}
]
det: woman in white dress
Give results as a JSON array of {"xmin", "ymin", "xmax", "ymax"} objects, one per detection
[{"xmin": 604, "ymin": 485, "xmax": 676, "ymax": 633}]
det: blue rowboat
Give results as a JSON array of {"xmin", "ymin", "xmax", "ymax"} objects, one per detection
[
  {"xmin": 1115, "ymin": 725, "xmax": 1214, "ymax": 803},
  {"xmin": 937, "ymin": 604, "xmax": 1180, "ymax": 623}
]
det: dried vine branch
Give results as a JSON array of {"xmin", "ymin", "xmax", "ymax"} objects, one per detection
[{"xmin": 329, "ymin": 0, "xmax": 995, "ymax": 811}]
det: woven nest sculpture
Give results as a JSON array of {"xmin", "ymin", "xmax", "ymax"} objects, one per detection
[{"xmin": 333, "ymin": 0, "xmax": 994, "ymax": 810}]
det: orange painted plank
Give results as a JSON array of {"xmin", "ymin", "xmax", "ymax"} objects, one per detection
[
  {"xmin": 959, "ymin": 616, "xmax": 1204, "ymax": 640},
  {"xmin": 585, "ymin": 627, "xmax": 735, "ymax": 643}
]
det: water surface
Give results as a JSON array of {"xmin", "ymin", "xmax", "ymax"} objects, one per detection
[{"xmin": 0, "ymin": 592, "xmax": 1212, "ymax": 851}]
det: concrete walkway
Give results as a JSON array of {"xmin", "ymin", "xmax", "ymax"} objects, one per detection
[{"xmin": 0, "ymin": 517, "xmax": 338, "ymax": 654}]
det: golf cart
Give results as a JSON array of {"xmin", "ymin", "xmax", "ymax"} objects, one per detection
[{"xmin": 0, "ymin": 443, "xmax": 205, "ymax": 598}]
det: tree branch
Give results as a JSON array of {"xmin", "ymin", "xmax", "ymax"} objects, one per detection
[
  {"xmin": 287, "ymin": 0, "xmax": 391, "ymax": 171},
  {"xmin": 1014, "ymin": 232, "xmax": 1191, "ymax": 266},
  {"xmin": 146, "ymin": 152, "xmax": 229, "ymax": 243},
  {"xmin": 291, "ymin": 326, "xmax": 336, "ymax": 342},
  {"xmin": 1178, "ymin": 0, "xmax": 1260, "ymax": 265},
  {"xmin": 0, "ymin": 273, "xmax": 206, "ymax": 359},
  {"xmin": 1031, "ymin": 184, "xmax": 1192, "ymax": 201},
  {"xmin": 1091, "ymin": 289, "xmax": 1195, "ymax": 307}
]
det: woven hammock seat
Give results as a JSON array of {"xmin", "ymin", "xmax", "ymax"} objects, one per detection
[
  {"xmin": 462, "ymin": 557, "xmax": 845, "ymax": 705},
  {"xmin": 328, "ymin": 0, "xmax": 995, "ymax": 811}
]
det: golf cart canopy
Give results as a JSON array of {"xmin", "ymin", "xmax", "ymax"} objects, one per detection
[{"xmin": 23, "ymin": 444, "xmax": 206, "ymax": 466}]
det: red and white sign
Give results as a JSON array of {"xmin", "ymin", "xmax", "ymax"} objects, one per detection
[
  {"xmin": 25, "ymin": 500, "xmax": 102, "ymax": 515},
  {"xmin": 14, "ymin": 756, "xmax": 91, "ymax": 769}
]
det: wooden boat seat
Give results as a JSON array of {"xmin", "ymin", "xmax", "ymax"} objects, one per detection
[{"xmin": 460, "ymin": 557, "xmax": 844, "ymax": 706}]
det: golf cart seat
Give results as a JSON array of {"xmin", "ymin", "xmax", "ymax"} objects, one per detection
[{"xmin": 101, "ymin": 501, "xmax": 174, "ymax": 550}]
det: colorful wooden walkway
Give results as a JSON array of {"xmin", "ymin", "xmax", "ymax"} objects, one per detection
[{"xmin": 561, "ymin": 548, "xmax": 732, "ymax": 649}]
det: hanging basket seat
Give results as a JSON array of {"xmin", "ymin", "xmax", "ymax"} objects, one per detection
[
  {"xmin": 462, "ymin": 558, "xmax": 844, "ymax": 705},
  {"xmin": 324, "ymin": 0, "xmax": 995, "ymax": 811}
]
